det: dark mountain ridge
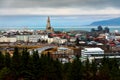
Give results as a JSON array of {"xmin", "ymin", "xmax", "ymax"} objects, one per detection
[{"xmin": 90, "ymin": 17, "xmax": 120, "ymax": 26}]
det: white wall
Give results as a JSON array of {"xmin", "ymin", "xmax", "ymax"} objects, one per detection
[
  {"xmin": 16, "ymin": 35, "xmax": 29, "ymax": 42},
  {"xmin": 47, "ymin": 38, "xmax": 54, "ymax": 44},
  {"xmin": 0, "ymin": 36, "xmax": 17, "ymax": 42}
]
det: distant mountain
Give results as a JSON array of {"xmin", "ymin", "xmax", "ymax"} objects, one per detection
[{"xmin": 90, "ymin": 17, "xmax": 120, "ymax": 26}]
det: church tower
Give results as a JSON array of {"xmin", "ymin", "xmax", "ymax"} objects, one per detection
[
  {"xmin": 46, "ymin": 16, "xmax": 51, "ymax": 29},
  {"xmin": 46, "ymin": 16, "xmax": 54, "ymax": 33}
]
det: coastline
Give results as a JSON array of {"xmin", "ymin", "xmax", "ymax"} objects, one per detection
[{"xmin": 0, "ymin": 26, "xmax": 120, "ymax": 32}]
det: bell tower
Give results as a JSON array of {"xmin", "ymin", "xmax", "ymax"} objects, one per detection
[
  {"xmin": 46, "ymin": 16, "xmax": 54, "ymax": 33},
  {"xmin": 46, "ymin": 16, "xmax": 51, "ymax": 29}
]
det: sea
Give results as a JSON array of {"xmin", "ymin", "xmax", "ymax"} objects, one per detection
[{"xmin": 0, "ymin": 15, "xmax": 120, "ymax": 32}]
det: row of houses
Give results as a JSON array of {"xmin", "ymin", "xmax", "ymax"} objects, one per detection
[
  {"xmin": 0, "ymin": 34, "xmax": 69, "ymax": 44},
  {"xmin": 0, "ymin": 35, "xmax": 48, "ymax": 43}
]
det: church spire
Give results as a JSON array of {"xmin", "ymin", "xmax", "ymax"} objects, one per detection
[
  {"xmin": 48, "ymin": 16, "xmax": 50, "ymax": 22},
  {"xmin": 46, "ymin": 16, "xmax": 54, "ymax": 33},
  {"xmin": 46, "ymin": 16, "xmax": 51, "ymax": 29}
]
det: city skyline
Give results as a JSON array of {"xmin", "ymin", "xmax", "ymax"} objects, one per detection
[{"xmin": 0, "ymin": 0, "xmax": 120, "ymax": 15}]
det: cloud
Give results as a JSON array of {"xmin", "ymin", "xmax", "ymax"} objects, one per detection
[
  {"xmin": 0, "ymin": 0, "xmax": 120, "ymax": 9},
  {"xmin": 0, "ymin": 7, "xmax": 120, "ymax": 15},
  {"xmin": 0, "ymin": 0, "xmax": 120, "ymax": 15}
]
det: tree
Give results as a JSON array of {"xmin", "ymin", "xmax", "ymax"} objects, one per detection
[
  {"xmin": 110, "ymin": 66, "xmax": 120, "ymax": 80},
  {"xmin": 31, "ymin": 50, "xmax": 41, "ymax": 80},
  {"xmin": 0, "ymin": 51, "xmax": 5, "ymax": 69},
  {"xmin": 109, "ymin": 58, "xmax": 120, "ymax": 80},
  {"xmin": 83, "ymin": 58, "xmax": 92, "ymax": 80},
  {"xmin": 11, "ymin": 47, "xmax": 21, "ymax": 79},
  {"xmin": 75, "ymin": 37, "xmax": 79, "ymax": 46},
  {"xmin": 52, "ymin": 59, "xmax": 63, "ymax": 80},
  {"xmin": 98, "ymin": 25, "xmax": 103, "ymax": 31},
  {"xmin": 4, "ymin": 52, "xmax": 11, "ymax": 68},
  {"xmin": 20, "ymin": 48, "xmax": 32, "ymax": 80},
  {"xmin": 63, "ymin": 62, "xmax": 71, "ymax": 80},
  {"xmin": 91, "ymin": 28, "xmax": 96, "ymax": 32},
  {"xmin": 0, "ymin": 67, "xmax": 14, "ymax": 80},
  {"xmin": 98, "ymin": 57, "xmax": 110, "ymax": 80},
  {"xmin": 104, "ymin": 27, "xmax": 109, "ymax": 33},
  {"xmin": 90, "ymin": 60, "xmax": 97, "ymax": 80},
  {"xmin": 69, "ymin": 57, "xmax": 83, "ymax": 80}
]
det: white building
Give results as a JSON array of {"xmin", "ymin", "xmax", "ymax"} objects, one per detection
[
  {"xmin": 22, "ymin": 34, "xmax": 48, "ymax": 42},
  {"xmin": 47, "ymin": 38, "xmax": 54, "ymax": 44},
  {"xmin": 0, "ymin": 36, "xmax": 17, "ymax": 42},
  {"xmin": 70, "ymin": 38, "xmax": 76, "ymax": 42},
  {"xmin": 29, "ymin": 35, "xmax": 41, "ymax": 42},
  {"xmin": 115, "ymin": 36, "xmax": 120, "ymax": 40},
  {"xmin": 16, "ymin": 35, "xmax": 29, "ymax": 42},
  {"xmin": 53, "ymin": 37, "xmax": 67, "ymax": 44},
  {"xmin": 59, "ymin": 39, "xmax": 67, "ymax": 44},
  {"xmin": 81, "ymin": 47, "xmax": 104, "ymax": 62},
  {"xmin": 40, "ymin": 35, "xmax": 48, "ymax": 41},
  {"xmin": 104, "ymin": 33, "xmax": 115, "ymax": 40}
]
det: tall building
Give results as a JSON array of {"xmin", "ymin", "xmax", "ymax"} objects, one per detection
[{"xmin": 46, "ymin": 16, "xmax": 54, "ymax": 33}]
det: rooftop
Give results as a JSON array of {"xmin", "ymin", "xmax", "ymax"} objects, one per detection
[{"xmin": 84, "ymin": 47, "xmax": 104, "ymax": 52}]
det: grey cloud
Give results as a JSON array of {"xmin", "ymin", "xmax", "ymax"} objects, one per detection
[{"xmin": 0, "ymin": 0, "xmax": 120, "ymax": 9}]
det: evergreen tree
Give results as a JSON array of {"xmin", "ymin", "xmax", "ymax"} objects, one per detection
[
  {"xmin": 63, "ymin": 62, "xmax": 71, "ymax": 80},
  {"xmin": 69, "ymin": 57, "xmax": 83, "ymax": 80},
  {"xmin": 104, "ymin": 27, "xmax": 109, "ymax": 33},
  {"xmin": 0, "ymin": 51, "xmax": 5, "ymax": 69},
  {"xmin": 40, "ymin": 54, "xmax": 53, "ymax": 80},
  {"xmin": 110, "ymin": 66, "xmax": 120, "ymax": 80},
  {"xmin": 91, "ymin": 28, "xmax": 95, "ymax": 32},
  {"xmin": 0, "ymin": 47, "xmax": 120, "ymax": 80},
  {"xmin": 52, "ymin": 59, "xmax": 63, "ymax": 80},
  {"xmin": 25, "ymin": 55, "xmax": 35, "ymax": 80},
  {"xmin": 31, "ymin": 50, "xmax": 41, "ymax": 80},
  {"xmin": 83, "ymin": 58, "xmax": 92, "ymax": 80},
  {"xmin": 4, "ymin": 52, "xmax": 11, "ymax": 68},
  {"xmin": 11, "ymin": 47, "xmax": 21, "ymax": 79},
  {"xmin": 109, "ymin": 58, "xmax": 120, "ymax": 80},
  {"xmin": 75, "ymin": 37, "xmax": 80, "ymax": 46},
  {"xmin": 20, "ymin": 48, "xmax": 32, "ymax": 80},
  {"xmin": 90, "ymin": 60, "xmax": 97, "ymax": 80},
  {"xmin": 98, "ymin": 57, "xmax": 110, "ymax": 80},
  {"xmin": 0, "ymin": 67, "xmax": 14, "ymax": 80},
  {"xmin": 98, "ymin": 25, "xmax": 103, "ymax": 31}
]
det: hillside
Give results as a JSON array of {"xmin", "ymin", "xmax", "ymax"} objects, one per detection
[{"xmin": 90, "ymin": 17, "xmax": 120, "ymax": 26}]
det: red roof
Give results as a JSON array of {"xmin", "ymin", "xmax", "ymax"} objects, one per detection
[{"xmin": 110, "ymin": 43, "xmax": 115, "ymax": 46}]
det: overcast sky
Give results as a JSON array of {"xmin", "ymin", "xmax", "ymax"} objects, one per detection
[{"xmin": 0, "ymin": 0, "xmax": 120, "ymax": 15}]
